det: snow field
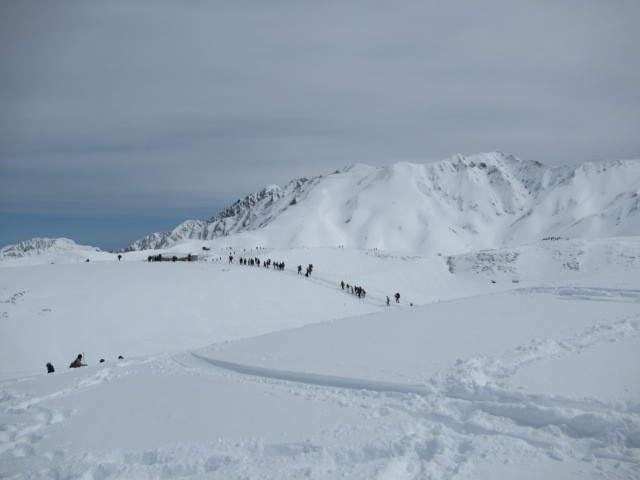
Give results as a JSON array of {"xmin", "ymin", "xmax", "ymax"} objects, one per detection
[{"xmin": 0, "ymin": 238, "xmax": 639, "ymax": 479}]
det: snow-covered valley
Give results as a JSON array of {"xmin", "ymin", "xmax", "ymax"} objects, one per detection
[{"xmin": 1, "ymin": 236, "xmax": 639, "ymax": 479}]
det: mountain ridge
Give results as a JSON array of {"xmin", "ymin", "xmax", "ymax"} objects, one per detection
[{"xmin": 118, "ymin": 152, "xmax": 640, "ymax": 255}]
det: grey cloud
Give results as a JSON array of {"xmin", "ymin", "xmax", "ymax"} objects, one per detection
[{"xmin": 1, "ymin": 0, "xmax": 639, "ymax": 224}]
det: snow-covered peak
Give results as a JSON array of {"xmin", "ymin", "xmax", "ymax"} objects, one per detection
[{"xmin": 0, "ymin": 238, "xmax": 103, "ymax": 260}]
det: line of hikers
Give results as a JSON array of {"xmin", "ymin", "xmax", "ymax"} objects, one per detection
[
  {"xmin": 341, "ymin": 280, "xmax": 366, "ymax": 298},
  {"xmin": 148, "ymin": 254, "xmax": 195, "ymax": 262},
  {"xmin": 230, "ymin": 256, "xmax": 402, "ymax": 306},
  {"xmin": 46, "ymin": 354, "xmax": 125, "ymax": 373},
  {"xmin": 340, "ymin": 281, "xmax": 403, "ymax": 306},
  {"xmin": 236, "ymin": 257, "xmax": 286, "ymax": 270}
]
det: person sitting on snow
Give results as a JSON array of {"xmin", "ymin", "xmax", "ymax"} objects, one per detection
[{"xmin": 69, "ymin": 354, "xmax": 87, "ymax": 368}]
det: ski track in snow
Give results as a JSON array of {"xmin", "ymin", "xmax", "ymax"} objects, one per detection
[
  {"xmin": 444, "ymin": 313, "xmax": 640, "ymax": 392},
  {"xmin": 187, "ymin": 354, "xmax": 434, "ymax": 396}
]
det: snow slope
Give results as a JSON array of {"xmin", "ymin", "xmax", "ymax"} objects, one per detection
[
  {"xmin": 121, "ymin": 152, "xmax": 640, "ymax": 255},
  {"xmin": 1, "ymin": 238, "xmax": 639, "ymax": 479}
]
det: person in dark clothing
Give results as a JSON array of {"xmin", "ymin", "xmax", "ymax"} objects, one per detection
[
  {"xmin": 395, "ymin": 292, "xmax": 400, "ymax": 303},
  {"xmin": 229, "ymin": 255, "xmax": 233, "ymax": 263},
  {"xmin": 46, "ymin": 362, "xmax": 55, "ymax": 373},
  {"xmin": 69, "ymin": 354, "xmax": 87, "ymax": 368},
  {"xmin": 341, "ymin": 280, "xmax": 345, "ymax": 290},
  {"xmin": 386, "ymin": 296, "xmax": 390, "ymax": 306},
  {"xmin": 298, "ymin": 265, "xmax": 302, "ymax": 274}
]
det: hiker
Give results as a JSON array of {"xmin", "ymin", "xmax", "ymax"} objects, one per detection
[
  {"xmin": 386, "ymin": 296, "xmax": 390, "ymax": 306},
  {"xmin": 229, "ymin": 255, "xmax": 233, "ymax": 263},
  {"xmin": 298, "ymin": 265, "xmax": 302, "ymax": 275},
  {"xmin": 69, "ymin": 354, "xmax": 87, "ymax": 368},
  {"xmin": 341, "ymin": 280, "xmax": 345, "ymax": 290},
  {"xmin": 395, "ymin": 292, "xmax": 400, "ymax": 303},
  {"xmin": 117, "ymin": 255, "xmax": 122, "ymax": 261},
  {"xmin": 46, "ymin": 362, "xmax": 55, "ymax": 373}
]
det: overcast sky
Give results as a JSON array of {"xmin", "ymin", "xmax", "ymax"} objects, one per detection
[{"xmin": 1, "ymin": 0, "xmax": 639, "ymax": 250}]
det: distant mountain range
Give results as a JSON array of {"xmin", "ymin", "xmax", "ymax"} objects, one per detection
[
  {"xmin": 0, "ymin": 238, "xmax": 102, "ymax": 260},
  {"xmin": 117, "ymin": 152, "xmax": 640, "ymax": 255},
  {"xmin": 2, "ymin": 152, "xmax": 638, "ymax": 259}
]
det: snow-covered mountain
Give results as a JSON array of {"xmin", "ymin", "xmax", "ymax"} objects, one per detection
[
  {"xmin": 119, "ymin": 180, "xmax": 313, "ymax": 251},
  {"xmin": 0, "ymin": 237, "xmax": 103, "ymax": 261},
  {"xmin": 119, "ymin": 152, "xmax": 640, "ymax": 254}
]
